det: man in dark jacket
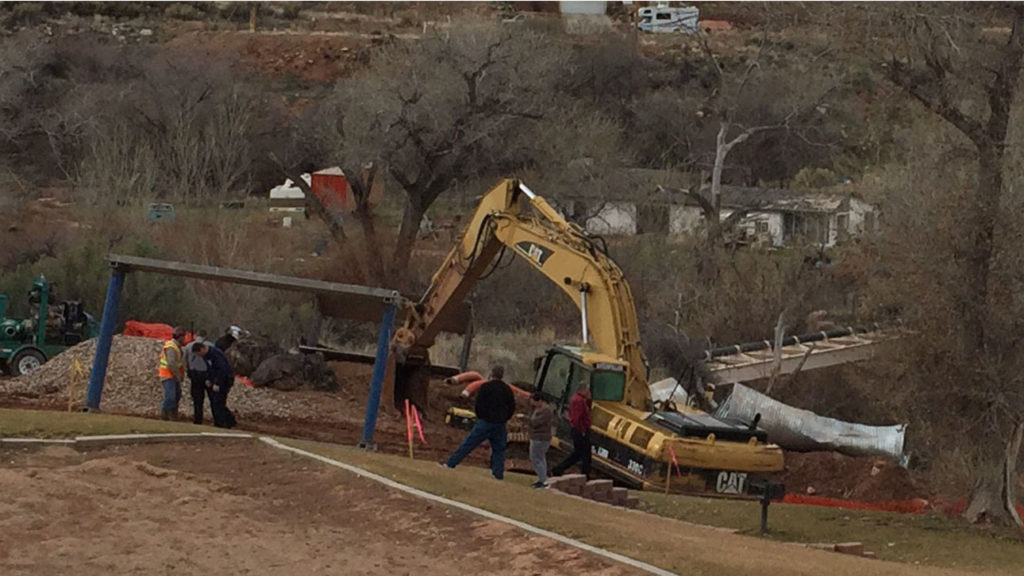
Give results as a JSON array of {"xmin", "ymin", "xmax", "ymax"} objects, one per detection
[
  {"xmin": 183, "ymin": 331, "xmax": 210, "ymax": 425},
  {"xmin": 442, "ymin": 365, "xmax": 516, "ymax": 479},
  {"xmin": 193, "ymin": 342, "xmax": 237, "ymax": 429},
  {"xmin": 551, "ymin": 386, "xmax": 592, "ymax": 478}
]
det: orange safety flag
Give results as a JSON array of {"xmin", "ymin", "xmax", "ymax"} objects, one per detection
[
  {"xmin": 412, "ymin": 405, "xmax": 426, "ymax": 445},
  {"xmin": 404, "ymin": 399, "xmax": 414, "ymax": 458},
  {"xmin": 667, "ymin": 443, "xmax": 683, "ymax": 477}
]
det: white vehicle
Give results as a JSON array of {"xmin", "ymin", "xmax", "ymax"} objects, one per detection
[{"xmin": 637, "ymin": 6, "xmax": 699, "ymax": 34}]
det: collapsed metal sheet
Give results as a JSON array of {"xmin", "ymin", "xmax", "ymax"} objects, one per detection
[{"xmin": 715, "ymin": 383, "xmax": 907, "ymax": 464}]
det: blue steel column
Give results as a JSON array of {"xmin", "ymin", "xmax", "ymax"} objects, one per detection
[
  {"xmin": 85, "ymin": 268, "xmax": 126, "ymax": 411},
  {"xmin": 359, "ymin": 299, "xmax": 398, "ymax": 449}
]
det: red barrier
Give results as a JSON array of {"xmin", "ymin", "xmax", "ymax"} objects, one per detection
[
  {"xmin": 782, "ymin": 494, "xmax": 931, "ymax": 514},
  {"xmin": 783, "ymin": 493, "xmax": 1024, "ymax": 518},
  {"xmin": 123, "ymin": 321, "xmax": 194, "ymax": 343}
]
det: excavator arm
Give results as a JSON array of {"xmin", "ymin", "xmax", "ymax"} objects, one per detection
[{"xmin": 392, "ymin": 179, "xmax": 650, "ymax": 410}]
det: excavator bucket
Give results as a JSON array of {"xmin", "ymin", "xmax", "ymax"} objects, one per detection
[{"xmin": 391, "ymin": 357, "xmax": 432, "ymax": 413}]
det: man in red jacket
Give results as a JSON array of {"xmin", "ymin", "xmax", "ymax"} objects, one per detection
[{"xmin": 551, "ymin": 386, "xmax": 592, "ymax": 478}]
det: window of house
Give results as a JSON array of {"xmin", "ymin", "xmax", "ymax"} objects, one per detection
[
  {"xmin": 756, "ymin": 221, "xmax": 769, "ymax": 234},
  {"xmin": 837, "ymin": 213, "xmax": 849, "ymax": 233},
  {"xmin": 864, "ymin": 212, "xmax": 877, "ymax": 232},
  {"xmin": 783, "ymin": 213, "xmax": 828, "ymax": 244},
  {"xmin": 783, "ymin": 213, "xmax": 803, "ymax": 239}
]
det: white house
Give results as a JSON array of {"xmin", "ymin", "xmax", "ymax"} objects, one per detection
[
  {"xmin": 561, "ymin": 177, "xmax": 878, "ymax": 247},
  {"xmin": 668, "ymin": 186, "xmax": 878, "ymax": 247}
]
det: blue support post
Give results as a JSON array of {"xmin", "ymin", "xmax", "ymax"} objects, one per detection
[
  {"xmin": 359, "ymin": 301, "xmax": 397, "ymax": 449},
  {"xmin": 84, "ymin": 268, "xmax": 125, "ymax": 411}
]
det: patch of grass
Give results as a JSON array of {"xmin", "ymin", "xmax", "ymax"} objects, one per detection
[
  {"xmin": 282, "ymin": 438, "xmax": 1007, "ymax": 576},
  {"xmin": 0, "ymin": 408, "xmax": 204, "ymax": 438},
  {"xmin": 637, "ymin": 492, "xmax": 1024, "ymax": 571}
]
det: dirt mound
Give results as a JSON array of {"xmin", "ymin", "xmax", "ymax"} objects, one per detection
[
  {"xmin": 781, "ymin": 451, "xmax": 925, "ymax": 501},
  {"xmin": 0, "ymin": 335, "xmax": 362, "ymax": 422}
]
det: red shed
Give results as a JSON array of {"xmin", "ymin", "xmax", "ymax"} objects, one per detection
[{"xmin": 311, "ymin": 167, "xmax": 350, "ymax": 213}]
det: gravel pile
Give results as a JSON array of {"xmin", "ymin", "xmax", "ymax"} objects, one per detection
[{"xmin": 1, "ymin": 336, "xmax": 363, "ymax": 423}]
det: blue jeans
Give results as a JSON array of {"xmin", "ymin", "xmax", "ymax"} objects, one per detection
[
  {"xmin": 161, "ymin": 379, "xmax": 181, "ymax": 413},
  {"xmin": 446, "ymin": 419, "xmax": 508, "ymax": 479}
]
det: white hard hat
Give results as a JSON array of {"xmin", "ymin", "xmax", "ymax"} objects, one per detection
[{"xmin": 229, "ymin": 326, "xmax": 244, "ymax": 339}]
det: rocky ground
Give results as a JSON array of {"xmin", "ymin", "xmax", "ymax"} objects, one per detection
[{"xmin": 0, "ymin": 335, "xmax": 475, "ymax": 463}]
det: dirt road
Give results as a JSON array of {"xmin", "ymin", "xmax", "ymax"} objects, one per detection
[{"xmin": 0, "ymin": 441, "xmax": 639, "ymax": 576}]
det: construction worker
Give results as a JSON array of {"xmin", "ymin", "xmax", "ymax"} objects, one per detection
[
  {"xmin": 441, "ymin": 365, "xmax": 516, "ymax": 479},
  {"xmin": 157, "ymin": 326, "xmax": 187, "ymax": 420},
  {"xmin": 528, "ymin": 391, "xmax": 554, "ymax": 489},
  {"xmin": 192, "ymin": 341, "xmax": 237, "ymax": 429},
  {"xmin": 183, "ymin": 330, "xmax": 210, "ymax": 425},
  {"xmin": 215, "ymin": 325, "xmax": 247, "ymax": 352},
  {"xmin": 551, "ymin": 386, "xmax": 592, "ymax": 479}
]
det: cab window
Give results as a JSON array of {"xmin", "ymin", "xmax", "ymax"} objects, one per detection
[
  {"xmin": 591, "ymin": 370, "xmax": 625, "ymax": 402},
  {"xmin": 539, "ymin": 353, "xmax": 572, "ymax": 405}
]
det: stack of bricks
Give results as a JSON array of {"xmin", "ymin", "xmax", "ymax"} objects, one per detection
[
  {"xmin": 546, "ymin": 473, "xmax": 587, "ymax": 495},
  {"xmin": 546, "ymin": 475, "xmax": 639, "ymax": 508}
]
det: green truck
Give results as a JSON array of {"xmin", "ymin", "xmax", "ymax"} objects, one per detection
[{"xmin": 0, "ymin": 276, "xmax": 97, "ymax": 376}]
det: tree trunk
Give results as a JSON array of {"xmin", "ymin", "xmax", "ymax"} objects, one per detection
[
  {"xmin": 389, "ymin": 199, "xmax": 426, "ymax": 282},
  {"xmin": 348, "ymin": 166, "xmax": 386, "ymax": 283},
  {"xmin": 708, "ymin": 121, "xmax": 729, "ymax": 245},
  {"xmin": 962, "ymin": 150, "xmax": 1002, "ymax": 351},
  {"xmin": 963, "ymin": 421, "xmax": 1024, "ymax": 527}
]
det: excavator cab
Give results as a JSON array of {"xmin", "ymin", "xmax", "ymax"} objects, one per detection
[{"xmin": 533, "ymin": 346, "xmax": 627, "ymax": 415}]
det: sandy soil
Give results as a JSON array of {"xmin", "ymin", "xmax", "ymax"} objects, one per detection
[{"xmin": 0, "ymin": 441, "xmax": 639, "ymax": 576}]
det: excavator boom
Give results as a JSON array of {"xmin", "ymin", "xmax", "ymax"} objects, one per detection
[{"xmin": 393, "ymin": 179, "xmax": 649, "ymax": 409}]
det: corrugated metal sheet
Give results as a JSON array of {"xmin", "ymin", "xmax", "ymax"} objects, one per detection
[{"xmin": 715, "ymin": 383, "xmax": 908, "ymax": 465}]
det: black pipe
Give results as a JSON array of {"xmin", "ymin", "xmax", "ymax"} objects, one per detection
[{"xmin": 704, "ymin": 323, "xmax": 889, "ymax": 360}]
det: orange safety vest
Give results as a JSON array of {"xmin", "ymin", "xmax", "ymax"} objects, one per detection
[{"xmin": 158, "ymin": 339, "xmax": 184, "ymax": 382}]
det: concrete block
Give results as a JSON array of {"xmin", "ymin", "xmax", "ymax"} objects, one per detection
[
  {"xmin": 548, "ymin": 474, "xmax": 586, "ymax": 491},
  {"xmin": 583, "ymin": 479, "xmax": 613, "ymax": 499},
  {"xmin": 834, "ymin": 542, "xmax": 864, "ymax": 556},
  {"xmin": 560, "ymin": 473, "xmax": 588, "ymax": 488},
  {"xmin": 611, "ymin": 487, "xmax": 629, "ymax": 506},
  {"xmin": 863, "ymin": 551, "xmax": 876, "ymax": 559},
  {"xmin": 808, "ymin": 543, "xmax": 836, "ymax": 552}
]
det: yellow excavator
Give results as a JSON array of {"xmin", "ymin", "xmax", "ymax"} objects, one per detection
[{"xmin": 391, "ymin": 179, "xmax": 783, "ymax": 497}]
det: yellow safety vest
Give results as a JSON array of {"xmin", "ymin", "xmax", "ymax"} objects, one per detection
[{"xmin": 158, "ymin": 340, "xmax": 184, "ymax": 381}]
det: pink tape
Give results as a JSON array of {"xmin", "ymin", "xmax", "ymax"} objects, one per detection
[{"xmin": 412, "ymin": 406, "xmax": 427, "ymax": 445}]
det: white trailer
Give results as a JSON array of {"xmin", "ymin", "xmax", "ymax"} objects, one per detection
[{"xmin": 637, "ymin": 5, "xmax": 699, "ymax": 34}]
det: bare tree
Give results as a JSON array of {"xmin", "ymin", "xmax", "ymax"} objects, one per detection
[
  {"xmin": 879, "ymin": 4, "xmax": 1024, "ymax": 526},
  {"xmin": 208, "ymin": 87, "xmax": 257, "ymax": 199},
  {"xmin": 691, "ymin": 27, "xmax": 836, "ymax": 248},
  {"xmin": 319, "ymin": 23, "xmax": 575, "ymax": 282}
]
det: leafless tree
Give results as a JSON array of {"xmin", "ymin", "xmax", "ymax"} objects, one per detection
[
  {"xmin": 691, "ymin": 26, "xmax": 837, "ymax": 248},
  {"xmin": 875, "ymin": 4, "xmax": 1024, "ymax": 527},
  {"xmin": 318, "ymin": 23, "xmax": 578, "ymax": 282}
]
